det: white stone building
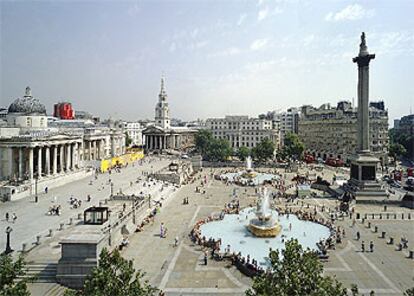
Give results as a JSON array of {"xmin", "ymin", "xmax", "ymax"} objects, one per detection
[
  {"xmin": 123, "ymin": 121, "xmax": 144, "ymax": 147},
  {"xmin": 262, "ymin": 107, "xmax": 299, "ymax": 146},
  {"xmin": 205, "ymin": 115, "xmax": 279, "ymax": 151},
  {"xmin": 143, "ymin": 77, "xmax": 197, "ymax": 152},
  {"xmin": 0, "ymin": 87, "xmax": 125, "ymax": 201},
  {"xmin": 298, "ymin": 101, "xmax": 389, "ymax": 165}
]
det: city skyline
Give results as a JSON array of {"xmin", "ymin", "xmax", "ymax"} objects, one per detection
[{"xmin": 1, "ymin": 0, "xmax": 413, "ymax": 125}]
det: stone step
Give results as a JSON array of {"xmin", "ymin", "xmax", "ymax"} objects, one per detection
[
  {"xmin": 20, "ymin": 263, "xmax": 58, "ymax": 283},
  {"xmin": 44, "ymin": 283, "xmax": 67, "ymax": 296}
]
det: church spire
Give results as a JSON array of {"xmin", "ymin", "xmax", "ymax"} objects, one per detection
[{"xmin": 159, "ymin": 74, "xmax": 167, "ymax": 101}]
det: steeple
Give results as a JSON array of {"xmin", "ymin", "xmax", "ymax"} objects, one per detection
[
  {"xmin": 155, "ymin": 75, "xmax": 170, "ymax": 129},
  {"xmin": 159, "ymin": 75, "xmax": 167, "ymax": 101}
]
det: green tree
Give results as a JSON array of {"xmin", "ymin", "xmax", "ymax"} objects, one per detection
[
  {"xmin": 195, "ymin": 130, "xmax": 214, "ymax": 156},
  {"xmin": 252, "ymin": 138, "xmax": 275, "ymax": 162},
  {"xmin": 389, "ymin": 143, "xmax": 407, "ymax": 161},
  {"xmin": 283, "ymin": 132, "xmax": 305, "ymax": 160},
  {"xmin": 207, "ymin": 138, "xmax": 232, "ymax": 162},
  {"xmin": 125, "ymin": 132, "xmax": 132, "ymax": 147},
  {"xmin": 0, "ymin": 254, "xmax": 31, "ymax": 296},
  {"xmin": 246, "ymin": 239, "xmax": 348, "ymax": 296},
  {"xmin": 237, "ymin": 146, "xmax": 250, "ymax": 161},
  {"xmin": 64, "ymin": 248, "xmax": 157, "ymax": 296},
  {"xmin": 405, "ymin": 287, "xmax": 414, "ymax": 296}
]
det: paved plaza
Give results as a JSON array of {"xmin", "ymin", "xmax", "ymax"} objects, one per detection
[{"xmin": 2, "ymin": 161, "xmax": 413, "ymax": 296}]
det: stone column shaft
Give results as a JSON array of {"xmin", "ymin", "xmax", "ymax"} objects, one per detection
[
  {"xmin": 53, "ymin": 146, "xmax": 58, "ymax": 174},
  {"xmin": 45, "ymin": 146, "xmax": 50, "ymax": 175},
  {"xmin": 29, "ymin": 148, "xmax": 34, "ymax": 180},
  {"xmin": 19, "ymin": 148, "xmax": 24, "ymax": 180},
  {"xmin": 37, "ymin": 147, "xmax": 42, "ymax": 178},
  {"xmin": 60, "ymin": 145, "xmax": 64, "ymax": 173}
]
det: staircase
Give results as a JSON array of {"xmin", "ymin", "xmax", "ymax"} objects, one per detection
[{"xmin": 22, "ymin": 262, "xmax": 58, "ymax": 283}]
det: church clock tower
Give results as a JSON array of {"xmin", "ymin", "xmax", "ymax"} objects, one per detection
[{"xmin": 155, "ymin": 76, "xmax": 170, "ymax": 129}]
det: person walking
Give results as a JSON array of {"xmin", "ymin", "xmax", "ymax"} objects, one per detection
[
  {"xmin": 356, "ymin": 231, "xmax": 360, "ymax": 241},
  {"xmin": 361, "ymin": 241, "xmax": 365, "ymax": 252},
  {"xmin": 12, "ymin": 213, "xmax": 17, "ymax": 223},
  {"xmin": 204, "ymin": 250, "xmax": 208, "ymax": 265},
  {"xmin": 174, "ymin": 236, "xmax": 179, "ymax": 247},
  {"xmin": 5, "ymin": 212, "xmax": 9, "ymax": 222},
  {"xmin": 369, "ymin": 241, "xmax": 374, "ymax": 252}
]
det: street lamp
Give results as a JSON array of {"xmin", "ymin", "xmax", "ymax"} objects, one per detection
[
  {"xmin": 148, "ymin": 194, "xmax": 151, "ymax": 209},
  {"xmin": 34, "ymin": 174, "xmax": 39, "ymax": 203},
  {"xmin": 110, "ymin": 182, "xmax": 114, "ymax": 197},
  {"xmin": 5, "ymin": 226, "xmax": 13, "ymax": 254}
]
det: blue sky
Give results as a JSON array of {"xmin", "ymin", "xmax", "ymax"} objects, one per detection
[{"xmin": 1, "ymin": 0, "xmax": 413, "ymax": 125}]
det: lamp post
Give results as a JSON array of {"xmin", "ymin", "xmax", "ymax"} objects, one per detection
[
  {"xmin": 5, "ymin": 226, "xmax": 13, "ymax": 254},
  {"xmin": 34, "ymin": 174, "xmax": 39, "ymax": 203},
  {"xmin": 110, "ymin": 182, "xmax": 114, "ymax": 197},
  {"xmin": 148, "ymin": 194, "xmax": 151, "ymax": 209}
]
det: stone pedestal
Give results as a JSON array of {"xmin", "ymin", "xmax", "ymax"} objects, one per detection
[{"xmin": 349, "ymin": 153, "xmax": 387, "ymax": 203}]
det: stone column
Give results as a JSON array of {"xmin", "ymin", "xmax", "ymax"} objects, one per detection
[
  {"xmin": 8, "ymin": 148, "xmax": 13, "ymax": 177},
  {"xmin": 37, "ymin": 147, "xmax": 42, "ymax": 178},
  {"xmin": 88, "ymin": 141, "xmax": 92, "ymax": 160},
  {"xmin": 60, "ymin": 145, "xmax": 65, "ymax": 173},
  {"xmin": 19, "ymin": 147, "xmax": 24, "ymax": 180},
  {"xmin": 66, "ymin": 144, "xmax": 72, "ymax": 170},
  {"xmin": 45, "ymin": 146, "xmax": 50, "ymax": 175},
  {"xmin": 29, "ymin": 148, "xmax": 34, "ymax": 181},
  {"xmin": 92, "ymin": 141, "xmax": 97, "ymax": 160},
  {"xmin": 53, "ymin": 146, "xmax": 58, "ymax": 175},
  {"xmin": 353, "ymin": 32, "xmax": 375, "ymax": 153}
]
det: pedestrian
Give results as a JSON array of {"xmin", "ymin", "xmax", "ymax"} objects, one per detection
[
  {"xmin": 174, "ymin": 236, "xmax": 179, "ymax": 247},
  {"xmin": 356, "ymin": 231, "xmax": 360, "ymax": 241},
  {"xmin": 5, "ymin": 212, "xmax": 9, "ymax": 222},
  {"xmin": 361, "ymin": 241, "xmax": 365, "ymax": 252},
  {"xmin": 12, "ymin": 213, "xmax": 17, "ymax": 223},
  {"xmin": 369, "ymin": 241, "xmax": 374, "ymax": 252},
  {"xmin": 204, "ymin": 250, "xmax": 208, "ymax": 265},
  {"xmin": 45, "ymin": 187, "xmax": 48, "ymax": 194}
]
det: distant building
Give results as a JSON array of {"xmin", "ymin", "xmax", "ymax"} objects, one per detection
[
  {"xmin": 298, "ymin": 100, "xmax": 388, "ymax": 165},
  {"xmin": 142, "ymin": 77, "xmax": 197, "ymax": 151},
  {"xmin": 205, "ymin": 115, "xmax": 279, "ymax": 151},
  {"xmin": 54, "ymin": 102, "xmax": 74, "ymax": 119},
  {"xmin": 262, "ymin": 107, "xmax": 299, "ymax": 146},
  {"xmin": 122, "ymin": 121, "xmax": 143, "ymax": 147},
  {"xmin": 394, "ymin": 114, "xmax": 414, "ymax": 160}
]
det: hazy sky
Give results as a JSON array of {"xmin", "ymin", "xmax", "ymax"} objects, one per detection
[{"xmin": 1, "ymin": 0, "xmax": 413, "ymax": 125}]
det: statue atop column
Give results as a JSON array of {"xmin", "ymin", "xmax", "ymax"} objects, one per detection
[{"xmin": 25, "ymin": 86, "xmax": 32, "ymax": 97}]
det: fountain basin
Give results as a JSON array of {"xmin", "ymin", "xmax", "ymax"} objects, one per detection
[{"xmin": 247, "ymin": 222, "xmax": 281, "ymax": 237}]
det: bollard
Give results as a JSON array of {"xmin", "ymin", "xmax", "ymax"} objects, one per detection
[
  {"xmin": 387, "ymin": 213, "xmax": 389, "ymax": 219},
  {"xmin": 402, "ymin": 213, "xmax": 404, "ymax": 220},
  {"xmin": 374, "ymin": 226, "xmax": 378, "ymax": 233},
  {"xmin": 48, "ymin": 229, "xmax": 53, "ymax": 237},
  {"xmin": 388, "ymin": 237, "xmax": 394, "ymax": 245},
  {"xmin": 35, "ymin": 235, "xmax": 41, "ymax": 245},
  {"xmin": 22, "ymin": 243, "xmax": 27, "ymax": 252},
  {"xmin": 356, "ymin": 213, "xmax": 360, "ymax": 219},
  {"xmin": 69, "ymin": 218, "xmax": 73, "ymax": 225},
  {"xmin": 59, "ymin": 223, "xmax": 64, "ymax": 231},
  {"xmin": 394, "ymin": 213, "xmax": 397, "ymax": 219},
  {"xmin": 372, "ymin": 213, "xmax": 375, "ymax": 219},
  {"xmin": 364, "ymin": 214, "xmax": 368, "ymax": 219},
  {"xmin": 409, "ymin": 250, "xmax": 414, "ymax": 259},
  {"xmin": 361, "ymin": 218, "xmax": 365, "ymax": 224},
  {"xmin": 380, "ymin": 214, "xmax": 382, "ymax": 219},
  {"xmin": 367, "ymin": 222, "xmax": 371, "ymax": 228},
  {"xmin": 381, "ymin": 231, "xmax": 386, "ymax": 238},
  {"xmin": 77, "ymin": 213, "xmax": 82, "ymax": 220},
  {"xmin": 409, "ymin": 213, "xmax": 411, "ymax": 220}
]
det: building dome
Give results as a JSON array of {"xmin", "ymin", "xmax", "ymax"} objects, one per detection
[{"xmin": 8, "ymin": 87, "xmax": 47, "ymax": 115}]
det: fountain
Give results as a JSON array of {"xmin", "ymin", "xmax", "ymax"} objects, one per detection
[
  {"xmin": 247, "ymin": 188, "xmax": 281, "ymax": 237},
  {"xmin": 241, "ymin": 156, "xmax": 257, "ymax": 179}
]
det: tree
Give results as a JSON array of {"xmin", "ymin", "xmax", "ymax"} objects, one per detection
[
  {"xmin": 125, "ymin": 132, "xmax": 132, "ymax": 147},
  {"xmin": 246, "ymin": 239, "xmax": 348, "ymax": 296},
  {"xmin": 283, "ymin": 132, "xmax": 305, "ymax": 160},
  {"xmin": 0, "ymin": 254, "xmax": 31, "ymax": 296},
  {"xmin": 207, "ymin": 138, "xmax": 232, "ymax": 162},
  {"xmin": 405, "ymin": 287, "xmax": 414, "ymax": 296},
  {"xmin": 237, "ymin": 146, "xmax": 250, "ymax": 161},
  {"xmin": 252, "ymin": 138, "xmax": 275, "ymax": 162},
  {"xmin": 195, "ymin": 130, "xmax": 214, "ymax": 156},
  {"xmin": 389, "ymin": 143, "xmax": 407, "ymax": 161},
  {"xmin": 64, "ymin": 248, "xmax": 157, "ymax": 296}
]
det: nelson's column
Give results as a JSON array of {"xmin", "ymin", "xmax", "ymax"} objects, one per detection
[{"xmin": 349, "ymin": 32, "xmax": 387, "ymax": 202}]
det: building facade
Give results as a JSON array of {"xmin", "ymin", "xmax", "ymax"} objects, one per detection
[
  {"xmin": 298, "ymin": 100, "xmax": 389, "ymax": 165},
  {"xmin": 205, "ymin": 115, "xmax": 279, "ymax": 151},
  {"xmin": 261, "ymin": 107, "xmax": 299, "ymax": 147},
  {"xmin": 0, "ymin": 87, "xmax": 126, "ymax": 201},
  {"xmin": 142, "ymin": 77, "xmax": 197, "ymax": 152},
  {"xmin": 123, "ymin": 121, "xmax": 144, "ymax": 147}
]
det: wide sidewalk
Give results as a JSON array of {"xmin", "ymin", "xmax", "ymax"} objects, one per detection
[{"xmin": 0, "ymin": 157, "xmax": 170, "ymax": 252}]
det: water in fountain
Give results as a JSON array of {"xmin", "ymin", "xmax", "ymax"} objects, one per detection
[
  {"xmin": 246, "ymin": 156, "xmax": 252, "ymax": 171},
  {"xmin": 248, "ymin": 188, "xmax": 280, "ymax": 237}
]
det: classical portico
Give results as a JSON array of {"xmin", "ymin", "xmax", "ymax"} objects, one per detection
[{"xmin": 142, "ymin": 77, "xmax": 197, "ymax": 152}]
